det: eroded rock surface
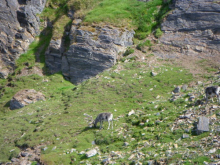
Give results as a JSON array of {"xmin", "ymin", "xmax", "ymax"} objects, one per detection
[
  {"xmin": 154, "ymin": 0, "xmax": 220, "ymax": 59},
  {"xmin": 46, "ymin": 22, "xmax": 134, "ymax": 84},
  {"xmin": 0, "ymin": 0, "xmax": 46, "ymax": 78}
]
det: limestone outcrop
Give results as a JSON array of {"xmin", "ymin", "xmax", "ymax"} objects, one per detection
[
  {"xmin": 155, "ymin": 0, "xmax": 220, "ymax": 59},
  {"xmin": 0, "ymin": 0, "xmax": 46, "ymax": 78},
  {"xmin": 46, "ymin": 21, "xmax": 135, "ymax": 84}
]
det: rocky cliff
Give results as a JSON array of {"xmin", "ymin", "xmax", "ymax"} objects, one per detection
[
  {"xmin": 155, "ymin": 0, "xmax": 220, "ymax": 59},
  {"xmin": 0, "ymin": 0, "xmax": 46, "ymax": 78},
  {"xmin": 46, "ymin": 20, "xmax": 134, "ymax": 84},
  {"xmin": 2, "ymin": 0, "xmax": 220, "ymax": 83}
]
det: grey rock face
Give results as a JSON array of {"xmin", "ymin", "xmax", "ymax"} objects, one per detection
[
  {"xmin": 46, "ymin": 24, "xmax": 134, "ymax": 84},
  {"xmin": 0, "ymin": 0, "xmax": 46, "ymax": 78},
  {"xmin": 45, "ymin": 39, "xmax": 63, "ymax": 74},
  {"xmin": 156, "ymin": 0, "xmax": 220, "ymax": 58},
  {"xmin": 10, "ymin": 89, "xmax": 46, "ymax": 110}
]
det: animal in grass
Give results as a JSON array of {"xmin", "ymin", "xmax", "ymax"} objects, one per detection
[
  {"xmin": 205, "ymin": 86, "xmax": 220, "ymax": 104},
  {"xmin": 93, "ymin": 113, "xmax": 113, "ymax": 130}
]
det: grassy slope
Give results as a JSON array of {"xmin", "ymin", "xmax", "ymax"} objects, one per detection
[
  {"xmin": 0, "ymin": 0, "xmax": 219, "ymax": 164},
  {"xmin": 0, "ymin": 60, "xmax": 195, "ymax": 164}
]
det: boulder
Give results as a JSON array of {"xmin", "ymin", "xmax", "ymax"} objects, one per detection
[
  {"xmin": 197, "ymin": 116, "xmax": 209, "ymax": 134},
  {"xmin": 10, "ymin": 89, "xmax": 46, "ymax": 110},
  {"xmin": 173, "ymin": 86, "xmax": 181, "ymax": 93}
]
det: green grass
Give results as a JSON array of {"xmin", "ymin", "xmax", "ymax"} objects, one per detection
[
  {"xmin": 155, "ymin": 28, "xmax": 163, "ymax": 38},
  {"xmin": 83, "ymin": 0, "xmax": 171, "ymax": 38},
  {"xmin": 0, "ymin": 59, "xmax": 196, "ymax": 163},
  {"xmin": 84, "ymin": 0, "xmax": 132, "ymax": 26}
]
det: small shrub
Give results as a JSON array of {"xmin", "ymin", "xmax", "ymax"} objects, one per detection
[
  {"xmin": 136, "ymin": 40, "xmax": 152, "ymax": 51},
  {"xmin": 123, "ymin": 47, "xmax": 134, "ymax": 56},
  {"xmin": 147, "ymin": 121, "xmax": 155, "ymax": 127},
  {"xmin": 134, "ymin": 32, "xmax": 148, "ymax": 40},
  {"xmin": 154, "ymin": 28, "xmax": 163, "ymax": 38},
  {"xmin": 136, "ymin": 43, "xmax": 144, "ymax": 51},
  {"xmin": 143, "ymin": 40, "xmax": 152, "ymax": 47},
  {"xmin": 120, "ymin": 57, "xmax": 126, "ymax": 62}
]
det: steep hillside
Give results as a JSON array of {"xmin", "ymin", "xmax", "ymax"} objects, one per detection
[{"xmin": 0, "ymin": 0, "xmax": 220, "ymax": 164}]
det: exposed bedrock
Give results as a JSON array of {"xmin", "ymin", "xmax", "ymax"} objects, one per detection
[
  {"xmin": 0, "ymin": 0, "xmax": 46, "ymax": 78},
  {"xmin": 154, "ymin": 0, "xmax": 220, "ymax": 59},
  {"xmin": 46, "ymin": 22, "xmax": 135, "ymax": 84}
]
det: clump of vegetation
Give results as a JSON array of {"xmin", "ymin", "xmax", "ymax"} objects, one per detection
[
  {"xmin": 136, "ymin": 40, "xmax": 153, "ymax": 52},
  {"xmin": 123, "ymin": 47, "xmax": 134, "ymax": 56},
  {"xmin": 154, "ymin": 28, "xmax": 163, "ymax": 38}
]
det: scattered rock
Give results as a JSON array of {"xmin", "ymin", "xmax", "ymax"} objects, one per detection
[
  {"xmin": 79, "ymin": 151, "xmax": 85, "ymax": 155},
  {"xmin": 179, "ymin": 114, "xmax": 191, "ymax": 119},
  {"xmin": 156, "ymin": 112, "xmax": 160, "ymax": 116},
  {"xmin": 189, "ymin": 95, "xmax": 195, "ymax": 102},
  {"xmin": 86, "ymin": 149, "xmax": 97, "ymax": 158},
  {"xmin": 21, "ymin": 152, "xmax": 29, "ymax": 157},
  {"xmin": 182, "ymin": 134, "xmax": 189, "ymax": 139},
  {"xmin": 197, "ymin": 81, "xmax": 203, "ymax": 85},
  {"xmin": 173, "ymin": 144, "xmax": 178, "ymax": 149},
  {"xmin": 173, "ymin": 86, "xmax": 181, "ymax": 93},
  {"xmin": 197, "ymin": 116, "xmax": 209, "ymax": 134},
  {"xmin": 128, "ymin": 110, "xmax": 135, "ymax": 116},
  {"xmin": 151, "ymin": 71, "xmax": 157, "ymax": 76},
  {"xmin": 208, "ymin": 148, "xmax": 217, "ymax": 154},
  {"xmin": 11, "ymin": 158, "xmax": 19, "ymax": 163},
  {"xmin": 181, "ymin": 84, "xmax": 188, "ymax": 91},
  {"xmin": 128, "ymin": 154, "xmax": 135, "ymax": 160},
  {"xmin": 148, "ymin": 160, "xmax": 154, "ymax": 165},
  {"xmin": 123, "ymin": 142, "xmax": 129, "ymax": 146},
  {"xmin": 0, "ymin": 68, "xmax": 9, "ymax": 79},
  {"xmin": 102, "ymin": 158, "xmax": 111, "ymax": 164},
  {"xmin": 212, "ymin": 105, "xmax": 218, "ymax": 109},
  {"xmin": 165, "ymin": 150, "xmax": 172, "ymax": 156},
  {"xmin": 139, "ymin": 122, "xmax": 145, "ymax": 126}
]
